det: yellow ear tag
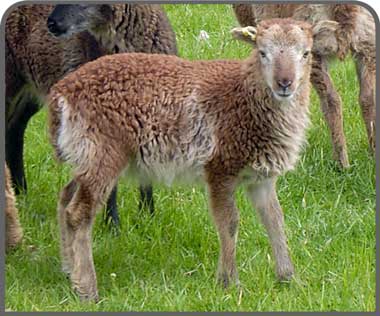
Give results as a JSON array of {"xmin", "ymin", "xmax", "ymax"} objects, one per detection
[
  {"xmin": 249, "ymin": 33, "xmax": 256, "ymax": 41},
  {"xmin": 242, "ymin": 29, "xmax": 256, "ymax": 41}
]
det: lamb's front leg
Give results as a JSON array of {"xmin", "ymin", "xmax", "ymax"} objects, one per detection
[
  {"xmin": 246, "ymin": 178, "xmax": 294, "ymax": 281},
  {"xmin": 207, "ymin": 174, "xmax": 239, "ymax": 288}
]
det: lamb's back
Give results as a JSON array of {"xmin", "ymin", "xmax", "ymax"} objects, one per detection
[{"xmin": 51, "ymin": 53, "xmax": 242, "ymax": 118}]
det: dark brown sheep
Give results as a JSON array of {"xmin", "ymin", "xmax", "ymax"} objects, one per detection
[
  {"xmin": 47, "ymin": 4, "xmax": 177, "ymax": 55},
  {"xmin": 6, "ymin": 3, "xmax": 178, "ymax": 225}
]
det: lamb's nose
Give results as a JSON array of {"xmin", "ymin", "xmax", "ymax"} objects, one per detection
[
  {"xmin": 47, "ymin": 17, "xmax": 65, "ymax": 36},
  {"xmin": 277, "ymin": 79, "xmax": 292, "ymax": 89}
]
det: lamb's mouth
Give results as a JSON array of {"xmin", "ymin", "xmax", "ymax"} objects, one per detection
[{"xmin": 274, "ymin": 91, "xmax": 294, "ymax": 100}]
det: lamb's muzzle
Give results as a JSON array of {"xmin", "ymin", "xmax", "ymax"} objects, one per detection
[{"xmin": 48, "ymin": 18, "xmax": 337, "ymax": 300}]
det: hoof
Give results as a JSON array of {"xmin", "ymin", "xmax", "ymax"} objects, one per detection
[
  {"xmin": 276, "ymin": 262, "xmax": 295, "ymax": 282},
  {"xmin": 74, "ymin": 287, "xmax": 99, "ymax": 303},
  {"xmin": 369, "ymin": 139, "xmax": 375, "ymax": 156},
  {"xmin": 336, "ymin": 152, "xmax": 350, "ymax": 169},
  {"xmin": 217, "ymin": 270, "xmax": 239, "ymax": 289},
  {"xmin": 6, "ymin": 233, "xmax": 22, "ymax": 250}
]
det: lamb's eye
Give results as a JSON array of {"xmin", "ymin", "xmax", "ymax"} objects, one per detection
[
  {"xmin": 259, "ymin": 51, "xmax": 266, "ymax": 58},
  {"xmin": 303, "ymin": 51, "xmax": 310, "ymax": 59}
]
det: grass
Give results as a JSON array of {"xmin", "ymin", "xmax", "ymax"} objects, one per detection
[{"xmin": 5, "ymin": 4, "xmax": 376, "ymax": 312}]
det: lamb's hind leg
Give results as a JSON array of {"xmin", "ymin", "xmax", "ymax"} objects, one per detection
[
  {"xmin": 62, "ymin": 162, "xmax": 121, "ymax": 301},
  {"xmin": 105, "ymin": 186, "xmax": 120, "ymax": 226},
  {"xmin": 246, "ymin": 178, "xmax": 294, "ymax": 281},
  {"xmin": 355, "ymin": 54, "xmax": 376, "ymax": 153},
  {"xmin": 311, "ymin": 55, "xmax": 349, "ymax": 168},
  {"xmin": 207, "ymin": 174, "xmax": 239, "ymax": 288},
  {"xmin": 62, "ymin": 180, "xmax": 99, "ymax": 301},
  {"xmin": 139, "ymin": 184, "xmax": 154, "ymax": 214},
  {"xmin": 58, "ymin": 179, "xmax": 78, "ymax": 276},
  {"xmin": 104, "ymin": 183, "xmax": 155, "ymax": 227}
]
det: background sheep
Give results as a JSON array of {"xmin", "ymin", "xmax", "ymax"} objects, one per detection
[
  {"xmin": 47, "ymin": 18, "xmax": 336, "ymax": 300},
  {"xmin": 5, "ymin": 163, "xmax": 23, "ymax": 250},
  {"xmin": 5, "ymin": 4, "xmax": 177, "ymax": 225},
  {"xmin": 233, "ymin": 4, "xmax": 376, "ymax": 168},
  {"xmin": 47, "ymin": 4, "xmax": 177, "ymax": 55}
]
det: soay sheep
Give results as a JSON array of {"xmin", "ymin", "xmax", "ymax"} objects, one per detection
[
  {"xmin": 47, "ymin": 4, "xmax": 178, "ymax": 56},
  {"xmin": 6, "ymin": 4, "xmax": 101, "ymax": 194},
  {"xmin": 6, "ymin": 4, "xmax": 177, "ymax": 225},
  {"xmin": 233, "ymin": 4, "xmax": 376, "ymax": 168},
  {"xmin": 48, "ymin": 18, "xmax": 337, "ymax": 300},
  {"xmin": 5, "ymin": 163, "xmax": 23, "ymax": 250}
]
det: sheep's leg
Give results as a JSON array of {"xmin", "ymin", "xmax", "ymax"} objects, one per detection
[
  {"xmin": 5, "ymin": 164, "xmax": 23, "ymax": 249},
  {"xmin": 5, "ymin": 203, "xmax": 23, "ymax": 249},
  {"xmin": 62, "ymin": 180, "xmax": 99, "ymax": 301},
  {"xmin": 6, "ymin": 100, "xmax": 40, "ymax": 193},
  {"xmin": 63, "ymin": 151, "xmax": 123, "ymax": 301},
  {"xmin": 105, "ymin": 186, "xmax": 120, "ymax": 226},
  {"xmin": 311, "ymin": 55, "xmax": 349, "ymax": 168},
  {"xmin": 58, "ymin": 179, "xmax": 78, "ymax": 275},
  {"xmin": 6, "ymin": 125, "xmax": 27, "ymax": 193},
  {"xmin": 355, "ymin": 55, "xmax": 376, "ymax": 153},
  {"xmin": 207, "ymin": 175, "xmax": 239, "ymax": 288},
  {"xmin": 104, "ymin": 183, "xmax": 155, "ymax": 226},
  {"xmin": 139, "ymin": 184, "xmax": 154, "ymax": 214},
  {"xmin": 246, "ymin": 178, "xmax": 294, "ymax": 281}
]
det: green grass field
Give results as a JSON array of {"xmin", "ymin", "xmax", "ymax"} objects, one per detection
[{"xmin": 5, "ymin": 4, "xmax": 376, "ymax": 312}]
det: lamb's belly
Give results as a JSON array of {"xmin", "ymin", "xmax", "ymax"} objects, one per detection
[
  {"xmin": 238, "ymin": 166, "xmax": 280, "ymax": 187},
  {"xmin": 136, "ymin": 156, "xmax": 206, "ymax": 186},
  {"xmin": 135, "ymin": 134, "xmax": 215, "ymax": 186}
]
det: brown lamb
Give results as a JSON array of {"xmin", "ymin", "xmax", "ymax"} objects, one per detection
[
  {"xmin": 5, "ymin": 163, "xmax": 23, "ymax": 250},
  {"xmin": 48, "ymin": 19, "xmax": 337, "ymax": 300},
  {"xmin": 233, "ymin": 4, "xmax": 376, "ymax": 168}
]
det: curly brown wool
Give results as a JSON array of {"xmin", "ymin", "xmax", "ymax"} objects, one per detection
[
  {"xmin": 232, "ymin": 4, "xmax": 376, "ymax": 167},
  {"xmin": 48, "ymin": 19, "xmax": 336, "ymax": 301}
]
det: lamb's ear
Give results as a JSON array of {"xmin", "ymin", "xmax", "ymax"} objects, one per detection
[
  {"xmin": 312, "ymin": 20, "xmax": 339, "ymax": 38},
  {"xmin": 231, "ymin": 26, "xmax": 257, "ymax": 45}
]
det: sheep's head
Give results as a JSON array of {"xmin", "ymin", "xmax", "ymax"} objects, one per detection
[
  {"xmin": 47, "ymin": 4, "xmax": 112, "ymax": 38},
  {"xmin": 232, "ymin": 18, "xmax": 338, "ymax": 101}
]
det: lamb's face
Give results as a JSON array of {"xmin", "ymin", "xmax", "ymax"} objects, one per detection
[
  {"xmin": 231, "ymin": 19, "xmax": 338, "ymax": 102},
  {"xmin": 256, "ymin": 19, "xmax": 313, "ymax": 101},
  {"xmin": 47, "ymin": 4, "xmax": 112, "ymax": 38}
]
